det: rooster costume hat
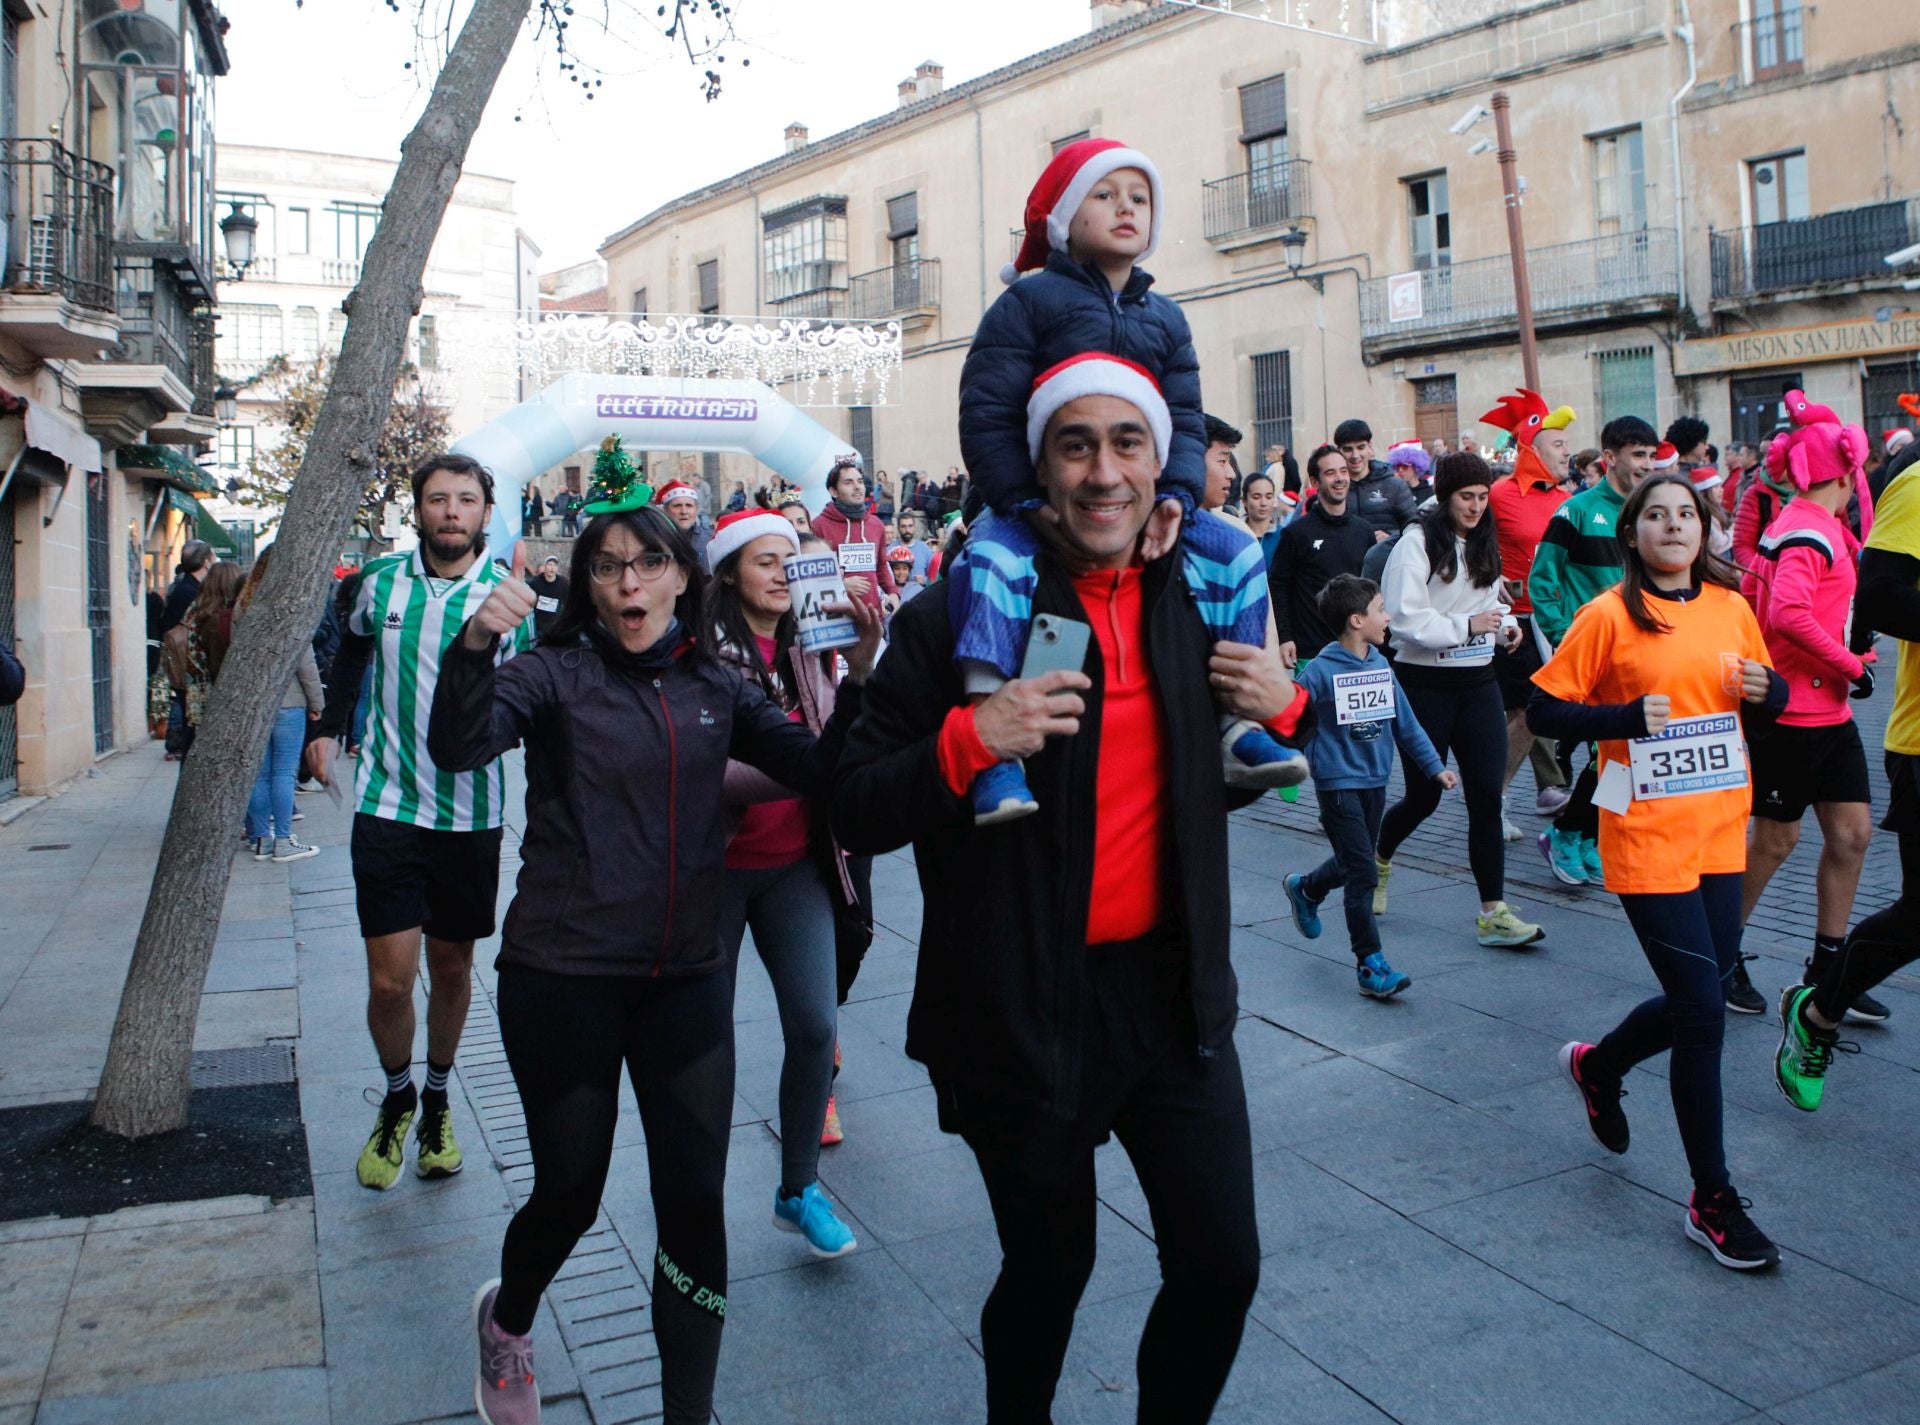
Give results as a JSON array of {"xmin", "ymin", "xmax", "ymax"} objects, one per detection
[{"xmin": 1480, "ymin": 387, "xmax": 1575, "ymax": 493}]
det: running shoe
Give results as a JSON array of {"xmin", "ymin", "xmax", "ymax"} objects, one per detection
[
  {"xmin": 819, "ymin": 1094, "xmax": 843, "ymax": 1147},
  {"xmin": 773, "ymin": 1183, "xmax": 858, "ymax": 1258},
  {"xmin": 472, "ymin": 1279, "xmax": 540, "ymax": 1425},
  {"xmin": 1356, "ymin": 952, "xmax": 1411, "ymax": 999},
  {"xmin": 1476, "ymin": 902, "xmax": 1544, "ymax": 949},
  {"xmin": 1774, "ymin": 985, "xmax": 1856, "ymax": 1113},
  {"xmin": 415, "ymin": 1101, "xmax": 465, "ymax": 1178},
  {"xmin": 1534, "ymin": 785, "xmax": 1571, "ymax": 816},
  {"xmin": 1538, "ymin": 828, "xmax": 1587, "ymax": 887},
  {"xmin": 1222, "ymin": 721, "xmax": 1310, "ymax": 791},
  {"xmin": 356, "ymin": 1093, "xmax": 415, "ymax": 1191},
  {"xmin": 1578, "ymin": 835, "xmax": 1603, "ymax": 885},
  {"xmin": 1725, "ymin": 954, "xmax": 1766, "ymax": 1015},
  {"xmin": 972, "ymin": 761, "xmax": 1038, "ymax": 826},
  {"xmin": 1802, "ymin": 953, "xmax": 1892, "ymax": 1025},
  {"xmin": 1685, "ymin": 1187, "xmax": 1779, "ymax": 1271},
  {"xmin": 1501, "ymin": 794, "xmax": 1521, "ymax": 843},
  {"xmin": 1373, "ymin": 859, "xmax": 1392, "ymax": 917},
  {"xmin": 1284, "ymin": 873, "xmax": 1322, "ymax": 939},
  {"xmin": 1559, "ymin": 1041, "xmax": 1628, "ymax": 1153},
  {"xmin": 272, "ymin": 836, "xmax": 319, "ymax": 863}
]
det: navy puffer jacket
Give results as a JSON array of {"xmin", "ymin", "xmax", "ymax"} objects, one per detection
[{"xmin": 959, "ymin": 251, "xmax": 1205, "ymax": 518}]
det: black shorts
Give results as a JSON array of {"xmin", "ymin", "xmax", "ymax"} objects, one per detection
[
  {"xmin": 1882, "ymin": 751, "xmax": 1920, "ymax": 836},
  {"xmin": 350, "ymin": 813, "xmax": 503, "ymax": 942},
  {"xmin": 1749, "ymin": 720, "xmax": 1870, "ymax": 823},
  {"xmin": 1495, "ymin": 615, "xmax": 1546, "ymax": 711}
]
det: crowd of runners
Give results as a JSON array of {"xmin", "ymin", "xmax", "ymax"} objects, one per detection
[{"xmin": 267, "ymin": 135, "xmax": 1919, "ymax": 1425}]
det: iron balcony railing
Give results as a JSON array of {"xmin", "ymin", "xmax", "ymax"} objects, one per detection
[
  {"xmin": 189, "ymin": 310, "xmax": 218, "ymax": 417},
  {"xmin": 112, "ymin": 252, "xmax": 197, "ymax": 387},
  {"xmin": 1710, "ymin": 199, "xmax": 1918, "ymax": 300},
  {"xmin": 1202, "ymin": 161, "xmax": 1313, "ymax": 243},
  {"xmin": 1359, "ymin": 227, "xmax": 1679, "ymax": 344},
  {"xmin": 848, "ymin": 259, "xmax": 940, "ymax": 320},
  {"xmin": 0, "ymin": 138, "xmax": 115, "ymax": 311}
]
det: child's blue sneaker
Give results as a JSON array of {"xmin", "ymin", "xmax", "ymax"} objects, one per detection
[
  {"xmin": 972, "ymin": 760, "xmax": 1038, "ymax": 826},
  {"xmin": 1284, "ymin": 872, "xmax": 1322, "ymax": 939},
  {"xmin": 1579, "ymin": 835, "xmax": 1603, "ymax": 884},
  {"xmin": 1538, "ymin": 828, "xmax": 1588, "ymax": 886},
  {"xmin": 1222, "ymin": 720, "xmax": 1309, "ymax": 790},
  {"xmin": 1356, "ymin": 952, "xmax": 1412, "ymax": 999},
  {"xmin": 773, "ymin": 1183, "xmax": 858, "ymax": 1259}
]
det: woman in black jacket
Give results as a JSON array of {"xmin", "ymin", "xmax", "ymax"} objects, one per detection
[{"xmin": 428, "ymin": 506, "xmax": 877, "ymax": 1425}]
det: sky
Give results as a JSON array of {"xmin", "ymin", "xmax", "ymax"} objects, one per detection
[{"xmin": 219, "ymin": 0, "xmax": 1097, "ymax": 271}]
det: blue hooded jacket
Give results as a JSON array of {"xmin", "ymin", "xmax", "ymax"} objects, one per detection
[
  {"xmin": 1297, "ymin": 639, "xmax": 1444, "ymax": 791},
  {"xmin": 959, "ymin": 251, "xmax": 1205, "ymax": 519}
]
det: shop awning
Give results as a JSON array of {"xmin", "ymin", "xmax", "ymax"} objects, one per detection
[
  {"xmin": 167, "ymin": 487, "xmax": 237, "ymax": 556},
  {"xmin": 26, "ymin": 401, "xmax": 102, "ymax": 474},
  {"xmin": 120, "ymin": 443, "xmax": 217, "ymax": 494}
]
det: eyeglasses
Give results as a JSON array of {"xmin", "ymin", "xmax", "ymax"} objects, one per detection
[{"xmin": 587, "ymin": 552, "xmax": 676, "ymax": 585}]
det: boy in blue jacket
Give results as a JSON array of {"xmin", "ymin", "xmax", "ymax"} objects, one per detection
[
  {"xmin": 954, "ymin": 137, "xmax": 1303, "ymax": 823},
  {"xmin": 1285, "ymin": 575, "xmax": 1456, "ymax": 998}
]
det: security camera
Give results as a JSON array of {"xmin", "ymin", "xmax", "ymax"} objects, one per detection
[
  {"xmin": 1449, "ymin": 104, "xmax": 1491, "ymax": 136},
  {"xmin": 1467, "ymin": 137, "xmax": 1495, "ymax": 156},
  {"xmin": 1886, "ymin": 242, "xmax": 1920, "ymax": 268}
]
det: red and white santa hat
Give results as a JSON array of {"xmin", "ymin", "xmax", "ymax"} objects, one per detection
[
  {"xmin": 1026, "ymin": 353, "xmax": 1170, "ymax": 464},
  {"xmin": 1689, "ymin": 463, "xmax": 1725, "ymax": 494},
  {"xmin": 1003, "ymin": 137, "xmax": 1164, "ymax": 285},
  {"xmin": 702, "ymin": 507, "xmax": 801, "ymax": 574},
  {"xmin": 655, "ymin": 479, "xmax": 701, "ymax": 508},
  {"xmin": 1651, "ymin": 442, "xmax": 1680, "ymax": 471}
]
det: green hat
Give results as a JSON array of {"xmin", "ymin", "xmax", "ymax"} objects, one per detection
[{"xmin": 581, "ymin": 434, "xmax": 652, "ymax": 515}]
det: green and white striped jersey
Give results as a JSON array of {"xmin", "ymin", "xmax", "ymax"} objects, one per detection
[{"xmin": 348, "ymin": 549, "xmax": 533, "ymax": 831}]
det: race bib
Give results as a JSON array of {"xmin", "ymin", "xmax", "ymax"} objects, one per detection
[
  {"xmin": 838, "ymin": 541, "xmax": 877, "ymax": 573},
  {"xmin": 1332, "ymin": 668, "xmax": 1396, "ymax": 725},
  {"xmin": 535, "ymin": 595, "xmax": 559, "ymax": 613},
  {"xmin": 1440, "ymin": 632, "xmax": 1495, "ymax": 663},
  {"xmin": 1628, "ymin": 713, "xmax": 1747, "ymax": 800}
]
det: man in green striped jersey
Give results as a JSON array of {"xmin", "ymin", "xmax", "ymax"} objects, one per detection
[{"xmin": 312, "ymin": 454, "xmax": 535, "ymax": 1191}]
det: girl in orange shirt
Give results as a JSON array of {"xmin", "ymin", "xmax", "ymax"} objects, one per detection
[{"xmin": 1528, "ymin": 473, "xmax": 1788, "ymax": 1273}]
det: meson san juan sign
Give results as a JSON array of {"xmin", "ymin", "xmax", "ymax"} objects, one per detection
[{"xmin": 1673, "ymin": 313, "xmax": 1920, "ymax": 377}]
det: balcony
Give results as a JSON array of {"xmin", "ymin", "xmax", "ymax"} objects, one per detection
[
  {"xmin": 1202, "ymin": 163, "xmax": 1314, "ymax": 248},
  {"xmin": 320, "ymin": 258, "xmax": 361, "ymax": 286},
  {"xmin": 0, "ymin": 138, "xmax": 118, "ymax": 359},
  {"xmin": 1710, "ymin": 199, "xmax": 1919, "ymax": 305},
  {"xmin": 71, "ymin": 254, "xmax": 210, "ymax": 443},
  {"xmin": 848, "ymin": 259, "xmax": 940, "ymax": 329},
  {"xmin": 215, "ymin": 254, "xmax": 277, "ymax": 282},
  {"xmin": 1359, "ymin": 228, "xmax": 1680, "ymax": 359}
]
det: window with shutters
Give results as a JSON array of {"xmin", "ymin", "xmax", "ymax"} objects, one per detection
[
  {"xmin": 1251, "ymin": 351, "xmax": 1293, "ymax": 458},
  {"xmin": 695, "ymin": 260, "xmax": 720, "ymax": 315},
  {"xmin": 1405, "ymin": 172, "xmax": 1450, "ymax": 270},
  {"xmin": 762, "ymin": 195, "xmax": 848, "ymax": 314},
  {"xmin": 1239, "ymin": 75, "xmax": 1290, "ymax": 197},
  {"xmin": 1591, "ymin": 128, "xmax": 1647, "ymax": 236},
  {"xmin": 850, "ymin": 406, "xmax": 875, "ymax": 474},
  {"xmin": 218, "ymin": 304, "xmax": 282, "ymax": 368},
  {"xmin": 1596, "ymin": 348, "xmax": 1656, "ymax": 431},
  {"xmin": 887, "ymin": 193, "xmax": 919, "ymax": 270}
]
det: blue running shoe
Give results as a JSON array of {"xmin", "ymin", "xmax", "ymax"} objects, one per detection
[
  {"xmin": 1222, "ymin": 720, "xmax": 1310, "ymax": 790},
  {"xmin": 773, "ymin": 1183, "xmax": 857, "ymax": 1259},
  {"xmin": 1284, "ymin": 872, "xmax": 1322, "ymax": 939},
  {"xmin": 1356, "ymin": 952, "xmax": 1411, "ymax": 999},
  {"xmin": 972, "ymin": 760, "xmax": 1038, "ymax": 826}
]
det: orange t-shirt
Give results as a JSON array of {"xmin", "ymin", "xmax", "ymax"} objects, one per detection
[{"xmin": 1531, "ymin": 585, "xmax": 1770, "ymax": 894}]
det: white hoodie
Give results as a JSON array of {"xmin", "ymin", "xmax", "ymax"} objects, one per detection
[{"xmin": 1381, "ymin": 527, "xmax": 1517, "ymax": 669}]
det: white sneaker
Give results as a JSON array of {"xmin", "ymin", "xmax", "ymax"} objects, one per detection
[
  {"xmin": 272, "ymin": 836, "xmax": 320, "ymax": 863},
  {"xmin": 1501, "ymin": 794, "xmax": 1521, "ymax": 842}
]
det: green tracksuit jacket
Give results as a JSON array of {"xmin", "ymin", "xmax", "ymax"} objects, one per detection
[{"xmin": 1528, "ymin": 480, "xmax": 1627, "ymax": 647}]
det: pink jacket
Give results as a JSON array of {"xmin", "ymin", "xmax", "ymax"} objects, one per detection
[{"xmin": 1754, "ymin": 498, "xmax": 1864, "ymax": 727}]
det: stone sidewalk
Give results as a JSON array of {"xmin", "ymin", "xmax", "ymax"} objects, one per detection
[{"xmin": 2, "ymin": 733, "xmax": 1919, "ymax": 1423}]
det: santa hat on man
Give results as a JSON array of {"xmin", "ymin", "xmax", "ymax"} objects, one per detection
[
  {"xmin": 1652, "ymin": 442, "xmax": 1680, "ymax": 472},
  {"xmin": 1025, "ymin": 353, "xmax": 1170, "ymax": 465},
  {"xmin": 1003, "ymin": 137, "xmax": 1164, "ymax": 285},
  {"xmin": 702, "ymin": 507, "xmax": 801, "ymax": 574},
  {"xmin": 655, "ymin": 479, "xmax": 701, "ymax": 509}
]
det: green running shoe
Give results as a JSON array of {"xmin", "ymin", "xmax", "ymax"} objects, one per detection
[
  {"xmin": 1477, "ymin": 901, "xmax": 1545, "ymax": 949},
  {"xmin": 356, "ymin": 1096, "xmax": 415, "ymax": 1191},
  {"xmin": 416, "ymin": 1101, "xmax": 465, "ymax": 1179},
  {"xmin": 1774, "ymin": 985, "xmax": 1856, "ymax": 1113}
]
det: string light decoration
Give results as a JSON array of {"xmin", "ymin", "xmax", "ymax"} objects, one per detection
[
  {"xmin": 513, "ymin": 312, "xmax": 906, "ymax": 408},
  {"xmin": 1154, "ymin": 0, "xmax": 1373, "ymax": 40}
]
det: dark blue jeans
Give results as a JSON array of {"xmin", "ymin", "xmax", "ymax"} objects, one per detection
[
  {"xmin": 1301, "ymin": 785, "xmax": 1387, "ymax": 961},
  {"xmin": 1588, "ymin": 872, "xmax": 1744, "ymax": 1192}
]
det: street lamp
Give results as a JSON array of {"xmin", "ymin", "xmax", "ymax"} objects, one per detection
[
  {"xmin": 214, "ymin": 385, "xmax": 238, "ymax": 425},
  {"xmin": 1280, "ymin": 226, "xmax": 1308, "ymax": 273},
  {"xmin": 219, "ymin": 202, "xmax": 257, "ymax": 279},
  {"xmin": 1452, "ymin": 92, "xmax": 1540, "ymax": 392}
]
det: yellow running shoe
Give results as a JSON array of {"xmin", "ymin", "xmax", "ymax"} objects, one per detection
[
  {"xmin": 356, "ymin": 1096, "xmax": 415, "ymax": 1191},
  {"xmin": 415, "ymin": 1101, "xmax": 465, "ymax": 1179}
]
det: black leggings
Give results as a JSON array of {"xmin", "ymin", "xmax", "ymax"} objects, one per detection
[
  {"xmin": 493, "ymin": 965, "xmax": 733, "ymax": 1425},
  {"xmin": 1588, "ymin": 873, "xmax": 1744, "ymax": 1192},
  {"xmin": 1554, "ymin": 757, "xmax": 1601, "ymax": 839},
  {"xmin": 947, "ymin": 934, "xmax": 1259, "ymax": 1424},
  {"xmin": 1378, "ymin": 669, "xmax": 1508, "ymax": 903},
  {"xmin": 1813, "ymin": 827, "xmax": 1920, "ymax": 1021}
]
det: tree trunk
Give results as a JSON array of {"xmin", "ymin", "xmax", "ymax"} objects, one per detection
[{"xmin": 90, "ymin": 0, "xmax": 536, "ymax": 1139}]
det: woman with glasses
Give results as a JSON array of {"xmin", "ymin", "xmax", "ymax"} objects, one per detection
[{"xmin": 428, "ymin": 504, "xmax": 880, "ymax": 1425}]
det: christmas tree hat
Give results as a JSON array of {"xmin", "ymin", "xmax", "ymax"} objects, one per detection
[{"xmin": 581, "ymin": 435, "xmax": 652, "ymax": 515}]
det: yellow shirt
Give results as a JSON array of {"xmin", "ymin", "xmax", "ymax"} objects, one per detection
[{"xmin": 1867, "ymin": 464, "xmax": 1920, "ymax": 755}]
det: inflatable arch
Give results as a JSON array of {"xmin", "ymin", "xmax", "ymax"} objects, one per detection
[{"xmin": 452, "ymin": 374, "xmax": 859, "ymax": 559}]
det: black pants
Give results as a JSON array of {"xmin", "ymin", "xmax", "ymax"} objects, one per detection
[
  {"xmin": 493, "ymin": 966, "xmax": 733, "ymax": 1425},
  {"xmin": 1378, "ymin": 670, "xmax": 1507, "ymax": 904},
  {"xmin": 943, "ymin": 933, "xmax": 1259, "ymax": 1424},
  {"xmin": 833, "ymin": 852, "xmax": 874, "ymax": 1005},
  {"xmin": 1588, "ymin": 873, "xmax": 1744, "ymax": 1192},
  {"xmin": 1554, "ymin": 757, "xmax": 1600, "ymax": 839},
  {"xmin": 1302, "ymin": 785, "xmax": 1387, "ymax": 960},
  {"xmin": 1813, "ymin": 753, "xmax": 1920, "ymax": 1019}
]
